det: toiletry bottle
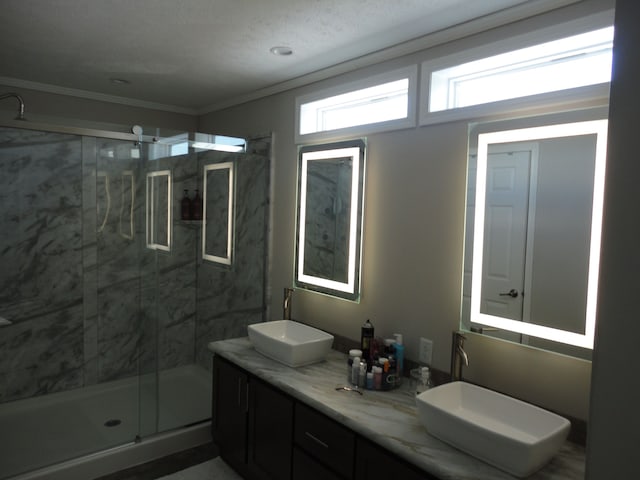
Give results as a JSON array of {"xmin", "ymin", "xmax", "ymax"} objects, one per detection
[
  {"xmin": 181, "ymin": 189, "xmax": 191, "ymax": 220},
  {"xmin": 373, "ymin": 366, "xmax": 382, "ymax": 390},
  {"xmin": 359, "ymin": 362, "xmax": 367, "ymax": 388},
  {"xmin": 361, "ymin": 319, "xmax": 374, "ymax": 365},
  {"xmin": 192, "ymin": 189, "xmax": 203, "ymax": 220},
  {"xmin": 380, "ymin": 358, "xmax": 390, "ymax": 391},
  {"xmin": 416, "ymin": 367, "xmax": 433, "ymax": 395},
  {"xmin": 348, "ymin": 349, "xmax": 362, "ymax": 384},
  {"xmin": 366, "ymin": 372, "xmax": 374, "ymax": 390},
  {"xmin": 393, "ymin": 333, "xmax": 404, "ymax": 376},
  {"xmin": 352, "ymin": 357, "xmax": 361, "ymax": 386},
  {"xmin": 383, "ymin": 338, "xmax": 396, "ymax": 356}
]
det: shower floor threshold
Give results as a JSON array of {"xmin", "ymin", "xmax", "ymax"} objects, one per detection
[{"xmin": 0, "ymin": 364, "xmax": 212, "ymax": 479}]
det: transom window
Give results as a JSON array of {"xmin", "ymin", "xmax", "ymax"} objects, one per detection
[
  {"xmin": 296, "ymin": 66, "xmax": 417, "ymax": 141},
  {"xmin": 428, "ymin": 27, "xmax": 613, "ymax": 113}
]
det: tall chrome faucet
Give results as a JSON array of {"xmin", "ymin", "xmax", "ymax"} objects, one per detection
[
  {"xmin": 283, "ymin": 287, "xmax": 293, "ymax": 320},
  {"xmin": 0, "ymin": 92, "xmax": 26, "ymax": 120},
  {"xmin": 450, "ymin": 331, "xmax": 469, "ymax": 382}
]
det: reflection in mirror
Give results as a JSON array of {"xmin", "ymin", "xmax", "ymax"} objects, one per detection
[
  {"xmin": 295, "ymin": 140, "xmax": 366, "ymax": 301},
  {"xmin": 462, "ymin": 120, "xmax": 608, "ymax": 357},
  {"xmin": 203, "ymin": 162, "xmax": 234, "ymax": 265},
  {"xmin": 96, "ymin": 171, "xmax": 110, "ymax": 234},
  {"xmin": 119, "ymin": 170, "xmax": 135, "ymax": 240},
  {"xmin": 146, "ymin": 170, "xmax": 172, "ymax": 251}
]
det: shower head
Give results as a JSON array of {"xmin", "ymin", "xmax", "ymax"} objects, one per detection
[{"xmin": 0, "ymin": 92, "xmax": 26, "ymax": 120}]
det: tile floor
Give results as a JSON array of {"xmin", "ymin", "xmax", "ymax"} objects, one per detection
[{"xmin": 154, "ymin": 458, "xmax": 242, "ymax": 480}]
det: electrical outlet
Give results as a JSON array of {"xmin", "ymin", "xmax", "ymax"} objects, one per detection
[{"xmin": 419, "ymin": 337, "xmax": 433, "ymax": 365}]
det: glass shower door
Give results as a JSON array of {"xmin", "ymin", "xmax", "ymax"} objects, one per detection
[{"xmin": 91, "ymin": 136, "xmax": 146, "ymax": 447}]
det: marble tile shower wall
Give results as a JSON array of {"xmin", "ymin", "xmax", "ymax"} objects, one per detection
[
  {"xmin": 0, "ymin": 127, "xmax": 270, "ymax": 404},
  {"xmin": 194, "ymin": 146, "xmax": 270, "ymax": 369},
  {"xmin": 0, "ymin": 128, "xmax": 85, "ymax": 402}
]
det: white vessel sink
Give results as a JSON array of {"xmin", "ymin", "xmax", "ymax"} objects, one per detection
[
  {"xmin": 416, "ymin": 381, "xmax": 570, "ymax": 477},
  {"xmin": 247, "ymin": 320, "xmax": 334, "ymax": 367}
]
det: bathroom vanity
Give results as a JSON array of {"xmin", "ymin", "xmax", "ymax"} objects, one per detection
[{"xmin": 208, "ymin": 338, "xmax": 585, "ymax": 480}]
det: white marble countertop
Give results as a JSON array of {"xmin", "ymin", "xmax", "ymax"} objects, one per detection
[{"xmin": 208, "ymin": 337, "xmax": 585, "ymax": 480}]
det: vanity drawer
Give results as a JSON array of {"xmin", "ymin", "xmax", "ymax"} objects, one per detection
[
  {"xmin": 293, "ymin": 446, "xmax": 343, "ymax": 480},
  {"xmin": 294, "ymin": 403, "xmax": 355, "ymax": 478}
]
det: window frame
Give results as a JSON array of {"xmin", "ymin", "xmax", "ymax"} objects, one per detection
[
  {"xmin": 419, "ymin": 12, "xmax": 614, "ymax": 126},
  {"xmin": 295, "ymin": 65, "xmax": 417, "ymax": 143}
]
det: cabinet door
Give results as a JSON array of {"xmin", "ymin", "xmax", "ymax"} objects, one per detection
[
  {"xmin": 213, "ymin": 356, "xmax": 248, "ymax": 475},
  {"xmin": 248, "ymin": 377, "xmax": 294, "ymax": 480},
  {"xmin": 355, "ymin": 438, "xmax": 435, "ymax": 480},
  {"xmin": 293, "ymin": 446, "xmax": 343, "ymax": 480}
]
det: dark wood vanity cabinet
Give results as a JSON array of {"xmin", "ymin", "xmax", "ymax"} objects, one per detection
[
  {"xmin": 212, "ymin": 356, "xmax": 294, "ymax": 480},
  {"xmin": 293, "ymin": 403, "xmax": 355, "ymax": 479},
  {"xmin": 355, "ymin": 438, "xmax": 436, "ymax": 480},
  {"xmin": 212, "ymin": 355, "xmax": 248, "ymax": 473},
  {"xmin": 213, "ymin": 355, "xmax": 437, "ymax": 480}
]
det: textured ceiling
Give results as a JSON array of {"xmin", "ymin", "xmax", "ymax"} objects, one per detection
[{"xmin": 0, "ymin": 0, "xmax": 571, "ymax": 113}]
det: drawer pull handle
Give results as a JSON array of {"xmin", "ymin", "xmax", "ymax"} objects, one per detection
[{"xmin": 305, "ymin": 431, "xmax": 329, "ymax": 449}]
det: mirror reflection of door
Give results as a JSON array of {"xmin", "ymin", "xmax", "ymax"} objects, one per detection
[
  {"xmin": 474, "ymin": 134, "xmax": 596, "ymax": 344},
  {"xmin": 481, "ymin": 146, "xmax": 534, "ymax": 323},
  {"xmin": 465, "ymin": 119, "xmax": 605, "ymax": 355}
]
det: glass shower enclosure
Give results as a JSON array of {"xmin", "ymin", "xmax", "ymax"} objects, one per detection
[{"xmin": 0, "ymin": 123, "xmax": 270, "ymax": 478}]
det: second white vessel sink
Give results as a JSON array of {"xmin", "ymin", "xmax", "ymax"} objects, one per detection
[
  {"xmin": 247, "ymin": 320, "xmax": 334, "ymax": 367},
  {"xmin": 416, "ymin": 381, "xmax": 570, "ymax": 477}
]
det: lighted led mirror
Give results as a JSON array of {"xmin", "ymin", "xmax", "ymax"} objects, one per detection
[
  {"xmin": 462, "ymin": 119, "xmax": 608, "ymax": 356},
  {"xmin": 202, "ymin": 162, "xmax": 234, "ymax": 265},
  {"xmin": 146, "ymin": 170, "xmax": 172, "ymax": 251},
  {"xmin": 119, "ymin": 170, "xmax": 135, "ymax": 240},
  {"xmin": 295, "ymin": 140, "xmax": 366, "ymax": 301}
]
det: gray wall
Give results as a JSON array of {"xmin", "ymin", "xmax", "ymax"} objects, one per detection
[
  {"xmin": 199, "ymin": 0, "xmax": 614, "ymax": 422},
  {"xmin": 529, "ymin": 136, "xmax": 595, "ymax": 336},
  {"xmin": 587, "ymin": 0, "xmax": 640, "ymax": 476},
  {"xmin": 0, "ymin": 84, "xmax": 197, "ymax": 133}
]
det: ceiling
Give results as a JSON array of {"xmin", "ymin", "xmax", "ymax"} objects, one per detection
[{"xmin": 0, "ymin": 0, "xmax": 575, "ymax": 115}]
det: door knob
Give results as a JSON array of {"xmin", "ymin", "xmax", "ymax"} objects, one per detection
[{"xmin": 499, "ymin": 289, "xmax": 519, "ymax": 298}]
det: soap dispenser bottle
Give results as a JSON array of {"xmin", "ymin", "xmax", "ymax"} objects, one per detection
[
  {"xmin": 181, "ymin": 189, "xmax": 191, "ymax": 220},
  {"xmin": 192, "ymin": 189, "xmax": 203, "ymax": 220}
]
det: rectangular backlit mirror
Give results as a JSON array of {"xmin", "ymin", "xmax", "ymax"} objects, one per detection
[
  {"xmin": 463, "ymin": 119, "xmax": 608, "ymax": 353},
  {"xmin": 202, "ymin": 162, "xmax": 234, "ymax": 265},
  {"xmin": 119, "ymin": 170, "xmax": 135, "ymax": 240},
  {"xmin": 295, "ymin": 139, "xmax": 366, "ymax": 301},
  {"xmin": 146, "ymin": 170, "xmax": 172, "ymax": 251}
]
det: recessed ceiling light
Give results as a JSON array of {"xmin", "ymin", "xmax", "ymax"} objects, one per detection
[
  {"xmin": 110, "ymin": 78, "xmax": 131, "ymax": 85},
  {"xmin": 270, "ymin": 46, "xmax": 293, "ymax": 56}
]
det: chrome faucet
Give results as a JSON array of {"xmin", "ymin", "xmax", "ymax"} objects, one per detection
[
  {"xmin": 0, "ymin": 92, "xmax": 26, "ymax": 120},
  {"xmin": 450, "ymin": 331, "xmax": 469, "ymax": 382},
  {"xmin": 283, "ymin": 287, "xmax": 293, "ymax": 320}
]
